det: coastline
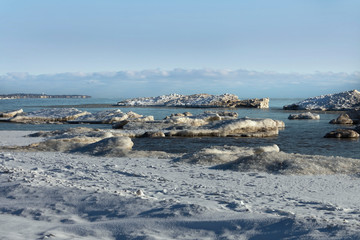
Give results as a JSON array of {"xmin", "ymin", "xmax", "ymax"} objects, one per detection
[{"xmin": 1, "ymin": 130, "xmax": 360, "ymax": 239}]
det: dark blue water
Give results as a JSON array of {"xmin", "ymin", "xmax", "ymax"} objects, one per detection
[{"xmin": 0, "ymin": 98, "xmax": 359, "ymax": 159}]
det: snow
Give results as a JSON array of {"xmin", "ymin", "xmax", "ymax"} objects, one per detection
[
  {"xmin": 1, "ymin": 131, "xmax": 360, "ymax": 239},
  {"xmin": 283, "ymin": 89, "xmax": 360, "ymax": 110}
]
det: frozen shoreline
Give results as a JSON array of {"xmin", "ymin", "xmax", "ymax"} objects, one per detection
[{"xmin": 1, "ymin": 131, "xmax": 360, "ymax": 239}]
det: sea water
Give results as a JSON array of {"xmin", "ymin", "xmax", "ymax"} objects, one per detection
[{"xmin": 0, "ymin": 98, "xmax": 359, "ymax": 159}]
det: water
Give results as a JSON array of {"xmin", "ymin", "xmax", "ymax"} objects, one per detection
[{"xmin": 0, "ymin": 98, "xmax": 359, "ymax": 159}]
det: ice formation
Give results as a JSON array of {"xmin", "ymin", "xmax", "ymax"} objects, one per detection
[
  {"xmin": 121, "ymin": 112, "xmax": 285, "ymax": 138},
  {"xmin": 175, "ymin": 144, "xmax": 280, "ymax": 164},
  {"xmin": 283, "ymin": 89, "xmax": 360, "ymax": 110},
  {"xmin": 177, "ymin": 144, "xmax": 360, "ymax": 175},
  {"xmin": 3, "ymin": 108, "xmax": 154, "ymax": 124},
  {"xmin": 10, "ymin": 108, "xmax": 89, "ymax": 123},
  {"xmin": 4, "ymin": 127, "xmax": 134, "ymax": 156},
  {"xmin": 117, "ymin": 93, "xmax": 270, "ymax": 108},
  {"xmin": 69, "ymin": 109, "xmax": 154, "ymax": 124},
  {"xmin": 288, "ymin": 112, "xmax": 320, "ymax": 120},
  {"xmin": 0, "ymin": 109, "xmax": 23, "ymax": 118}
]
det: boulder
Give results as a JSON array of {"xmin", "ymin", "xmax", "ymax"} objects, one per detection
[
  {"xmin": 140, "ymin": 131, "xmax": 166, "ymax": 138},
  {"xmin": 329, "ymin": 109, "xmax": 360, "ymax": 125},
  {"xmin": 288, "ymin": 112, "xmax": 320, "ymax": 120},
  {"xmin": 283, "ymin": 89, "xmax": 360, "ymax": 111},
  {"xmin": 354, "ymin": 125, "xmax": 360, "ymax": 134},
  {"xmin": 329, "ymin": 114, "xmax": 354, "ymax": 124},
  {"xmin": 324, "ymin": 129, "xmax": 360, "ymax": 138},
  {"xmin": 236, "ymin": 98, "xmax": 269, "ymax": 109}
]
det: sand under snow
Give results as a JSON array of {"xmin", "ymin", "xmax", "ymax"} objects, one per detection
[{"xmin": 1, "ymin": 131, "xmax": 360, "ymax": 239}]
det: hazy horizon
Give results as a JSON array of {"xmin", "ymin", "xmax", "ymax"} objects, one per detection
[{"xmin": 1, "ymin": 1, "xmax": 359, "ymax": 98}]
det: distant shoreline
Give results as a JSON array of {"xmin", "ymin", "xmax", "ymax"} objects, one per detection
[{"xmin": 0, "ymin": 93, "xmax": 91, "ymax": 99}]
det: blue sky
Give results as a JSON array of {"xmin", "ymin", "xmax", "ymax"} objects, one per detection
[{"xmin": 0, "ymin": 0, "xmax": 359, "ymax": 98}]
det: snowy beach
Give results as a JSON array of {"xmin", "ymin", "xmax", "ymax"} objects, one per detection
[{"xmin": 1, "ymin": 130, "xmax": 360, "ymax": 239}]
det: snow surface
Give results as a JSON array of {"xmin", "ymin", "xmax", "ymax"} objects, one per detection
[{"xmin": 1, "ymin": 131, "xmax": 360, "ymax": 239}]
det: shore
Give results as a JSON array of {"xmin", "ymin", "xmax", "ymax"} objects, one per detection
[{"xmin": 1, "ymin": 130, "xmax": 360, "ymax": 239}]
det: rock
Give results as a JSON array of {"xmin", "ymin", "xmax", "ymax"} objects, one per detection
[
  {"xmin": 324, "ymin": 129, "xmax": 360, "ymax": 138},
  {"xmin": 236, "ymin": 98, "xmax": 269, "ymax": 109},
  {"xmin": 0, "ymin": 109, "xmax": 23, "ymax": 118},
  {"xmin": 112, "ymin": 120, "xmax": 130, "ymax": 129},
  {"xmin": 329, "ymin": 114, "xmax": 354, "ymax": 124},
  {"xmin": 329, "ymin": 109, "xmax": 360, "ymax": 125},
  {"xmin": 140, "ymin": 131, "xmax": 165, "ymax": 138},
  {"xmin": 283, "ymin": 89, "xmax": 360, "ymax": 111},
  {"xmin": 288, "ymin": 112, "xmax": 320, "ymax": 120},
  {"xmin": 117, "ymin": 93, "xmax": 270, "ymax": 109},
  {"xmin": 354, "ymin": 125, "xmax": 360, "ymax": 133},
  {"xmin": 164, "ymin": 112, "xmax": 193, "ymax": 119}
]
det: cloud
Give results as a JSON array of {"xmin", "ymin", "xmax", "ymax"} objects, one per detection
[{"xmin": 0, "ymin": 69, "xmax": 359, "ymax": 98}]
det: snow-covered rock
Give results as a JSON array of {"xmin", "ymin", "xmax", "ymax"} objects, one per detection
[
  {"xmin": 329, "ymin": 109, "xmax": 360, "ymax": 125},
  {"xmin": 118, "ymin": 93, "xmax": 269, "ymax": 108},
  {"xmin": 288, "ymin": 112, "xmax": 320, "ymax": 120},
  {"xmin": 324, "ymin": 129, "xmax": 360, "ymax": 138},
  {"xmin": 283, "ymin": 90, "xmax": 360, "ymax": 111}
]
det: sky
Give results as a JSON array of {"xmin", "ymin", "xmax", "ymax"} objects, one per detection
[{"xmin": 0, "ymin": 0, "xmax": 359, "ymax": 98}]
